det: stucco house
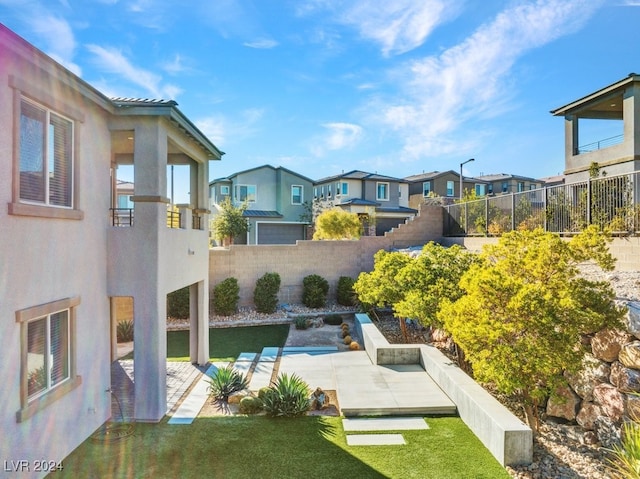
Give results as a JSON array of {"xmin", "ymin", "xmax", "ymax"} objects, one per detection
[
  {"xmin": 1, "ymin": 24, "xmax": 221, "ymax": 478},
  {"xmin": 473, "ymin": 173, "xmax": 541, "ymax": 195},
  {"xmin": 313, "ymin": 170, "xmax": 417, "ymax": 235},
  {"xmin": 551, "ymin": 73, "xmax": 640, "ymax": 182},
  {"xmin": 404, "ymin": 170, "xmax": 489, "ymax": 208},
  {"xmin": 209, "ymin": 164, "xmax": 313, "ymax": 245}
]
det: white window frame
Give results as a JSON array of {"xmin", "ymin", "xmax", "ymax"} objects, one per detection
[
  {"xmin": 446, "ymin": 181, "xmax": 455, "ymax": 197},
  {"xmin": 9, "ymin": 93, "xmax": 84, "ymax": 220},
  {"xmin": 16, "ymin": 297, "xmax": 81, "ymax": 423},
  {"xmin": 291, "ymin": 185, "xmax": 303, "ymax": 205},
  {"xmin": 423, "ymin": 181, "xmax": 431, "ymax": 197},
  {"xmin": 376, "ymin": 182, "xmax": 389, "ymax": 201},
  {"xmin": 341, "ymin": 182, "xmax": 348, "ymax": 196},
  {"xmin": 220, "ymin": 185, "xmax": 230, "ymax": 195},
  {"xmin": 475, "ymin": 184, "xmax": 486, "ymax": 196},
  {"xmin": 335, "ymin": 182, "xmax": 341, "ymax": 197},
  {"xmin": 234, "ymin": 184, "xmax": 256, "ymax": 203},
  {"xmin": 517, "ymin": 182, "xmax": 525, "ymax": 192}
]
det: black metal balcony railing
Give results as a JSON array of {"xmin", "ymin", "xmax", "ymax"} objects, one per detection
[
  {"xmin": 444, "ymin": 171, "xmax": 639, "ymax": 237},
  {"xmin": 166, "ymin": 209, "xmax": 181, "ymax": 229},
  {"xmin": 192, "ymin": 213, "xmax": 203, "ymax": 230},
  {"xmin": 576, "ymin": 134, "xmax": 624, "ymax": 154},
  {"xmin": 110, "ymin": 208, "xmax": 134, "ymax": 226}
]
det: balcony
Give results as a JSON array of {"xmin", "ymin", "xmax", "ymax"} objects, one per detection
[{"xmin": 576, "ymin": 134, "xmax": 624, "ymax": 155}]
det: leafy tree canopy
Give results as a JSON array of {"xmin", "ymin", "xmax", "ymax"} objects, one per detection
[
  {"xmin": 313, "ymin": 208, "xmax": 361, "ymax": 240},
  {"xmin": 437, "ymin": 226, "xmax": 626, "ymax": 431},
  {"xmin": 211, "ymin": 198, "xmax": 249, "ymax": 243}
]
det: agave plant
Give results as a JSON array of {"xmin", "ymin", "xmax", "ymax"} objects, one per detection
[
  {"xmin": 608, "ymin": 416, "xmax": 640, "ymax": 479},
  {"xmin": 206, "ymin": 365, "xmax": 249, "ymax": 402},
  {"xmin": 262, "ymin": 373, "xmax": 310, "ymax": 418}
]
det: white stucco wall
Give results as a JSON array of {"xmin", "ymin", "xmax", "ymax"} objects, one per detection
[{"xmin": 0, "ymin": 28, "xmax": 112, "ymax": 478}]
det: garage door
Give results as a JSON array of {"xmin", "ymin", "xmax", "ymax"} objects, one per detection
[{"xmin": 257, "ymin": 223, "xmax": 306, "ymax": 244}]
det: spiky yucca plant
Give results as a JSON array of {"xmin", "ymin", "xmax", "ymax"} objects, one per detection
[
  {"xmin": 608, "ymin": 417, "xmax": 640, "ymax": 479},
  {"xmin": 206, "ymin": 366, "xmax": 249, "ymax": 402},
  {"xmin": 262, "ymin": 373, "xmax": 310, "ymax": 417}
]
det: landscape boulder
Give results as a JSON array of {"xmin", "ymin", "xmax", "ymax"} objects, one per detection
[
  {"xmin": 566, "ymin": 353, "xmax": 610, "ymax": 401},
  {"xmin": 591, "ymin": 328, "xmax": 631, "ymax": 362}
]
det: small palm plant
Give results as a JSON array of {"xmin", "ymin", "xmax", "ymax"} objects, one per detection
[
  {"xmin": 206, "ymin": 365, "xmax": 249, "ymax": 403},
  {"xmin": 262, "ymin": 373, "xmax": 310, "ymax": 418}
]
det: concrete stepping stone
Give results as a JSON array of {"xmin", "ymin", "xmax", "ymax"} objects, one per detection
[
  {"xmin": 346, "ymin": 434, "xmax": 406, "ymax": 446},
  {"xmin": 168, "ymin": 363, "xmax": 222, "ymax": 425},
  {"xmin": 248, "ymin": 361, "xmax": 275, "ymax": 391},
  {"xmin": 342, "ymin": 417, "xmax": 429, "ymax": 432},
  {"xmin": 236, "ymin": 352, "xmax": 257, "ymax": 362},
  {"xmin": 259, "ymin": 347, "xmax": 279, "ymax": 362}
]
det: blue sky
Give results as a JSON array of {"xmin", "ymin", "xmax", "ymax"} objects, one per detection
[{"xmin": 2, "ymin": 0, "xmax": 640, "ymax": 203}]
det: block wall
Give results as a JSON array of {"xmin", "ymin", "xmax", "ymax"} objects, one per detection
[{"xmin": 209, "ymin": 205, "xmax": 443, "ymax": 306}]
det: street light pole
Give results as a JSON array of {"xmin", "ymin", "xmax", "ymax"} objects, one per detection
[{"xmin": 459, "ymin": 158, "xmax": 475, "ymax": 200}]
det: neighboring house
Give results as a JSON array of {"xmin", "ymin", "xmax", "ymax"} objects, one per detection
[
  {"xmin": 209, "ymin": 164, "xmax": 313, "ymax": 245},
  {"xmin": 538, "ymin": 174, "xmax": 566, "ymax": 188},
  {"xmin": 1, "ymin": 24, "xmax": 221, "ymax": 478},
  {"xmin": 551, "ymin": 73, "xmax": 640, "ymax": 182},
  {"xmin": 474, "ymin": 174, "xmax": 542, "ymax": 195},
  {"xmin": 313, "ymin": 170, "xmax": 417, "ymax": 235},
  {"xmin": 404, "ymin": 170, "xmax": 489, "ymax": 208}
]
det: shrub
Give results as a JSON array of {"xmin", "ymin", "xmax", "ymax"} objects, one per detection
[
  {"xmin": 167, "ymin": 286, "xmax": 190, "ymax": 318},
  {"xmin": 323, "ymin": 314, "xmax": 343, "ymax": 326},
  {"xmin": 262, "ymin": 373, "xmax": 310, "ymax": 417},
  {"xmin": 343, "ymin": 335, "xmax": 352, "ymax": 344},
  {"xmin": 341, "ymin": 329, "xmax": 350, "ymax": 338},
  {"xmin": 116, "ymin": 319, "xmax": 134, "ymax": 342},
  {"xmin": 206, "ymin": 365, "xmax": 249, "ymax": 402},
  {"xmin": 295, "ymin": 316, "xmax": 310, "ymax": 330},
  {"xmin": 349, "ymin": 341, "xmax": 360, "ymax": 350},
  {"xmin": 337, "ymin": 276, "xmax": 356, "ymax": 306},
  {"xmin": 341, "ymin": 323, "xmax": 350, "ymax": 330},
  {"xmin": 302, "ymin": 274, "xmax": 329, "ymax": 308},
  {"xmin": 258, "ymin": 387, "xmax": 271, "ymax": 400},
  {"xmin": 212, "ymin": 277, "xmax": 240, "ymax": 316},
  {"xmin": 238, "ymin": 396, "xmax": 264, "ymax": 414},
  {"xmin": 254, "ymin": 272, "xmax": 281, "ymax": 313}
]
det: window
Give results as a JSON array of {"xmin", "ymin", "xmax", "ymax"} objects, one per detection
[
  {"xmin": 422, "ymin": 181, "xmax": 431, "ymax": 197},
  {"xmin": 341, "ymin": 182, "xmax": 348, "ymax": 196},
  {"xmin": 502, "ymin": 182, "xmax": 509, "ymax": 193},
  {"xmin": 517, "ymin": 182, "xmax": 524, "ymax": 192},
  {"xmin": 335, "ymin": 182, "xmax": 341, "ymax": 196},
  {"xmin": 16, "ymin": 297, "xmax": 81, "ymax": 422},
  {"xmin": 376, "ymin": 182, "xmax": 389, "ymax": 201},
  {"xmin": 117, "ymin": 194, "xmax": 133, "ymax": 209},
  {"xmin": 327, "ymin": 184, "xmax": 332, "ymax": 197},
  {"xmin": 488, "ymin": 184, "xmax": 494, "ymax": 194},
  {"xmin": 291, "ymin": 185, "xmax": 303, "ymax": 205},
  {"xmin": 234, "ymin": 184, "xmax": 256, "ymax": 202},
  {"xmin": 446, "ymin": 181, "xmax": 454, "ymax": 197},
  {"xmin": 314, "ymin": 187, "xmax": 318, "ymax": 199},
  {"xmin": 19, "ymin": 99, "xmax": 73, "ymax": 208},
  {"xmin": 475, "ymin": 184, "xmax": 486, "ymax": 196},
  {"xmin": 220, "ymin": 185, "xmax": 230, "ymax": 195},
  {"xmin": 529, "ymin": 184, "xmax": 537, "ymax": 190}
]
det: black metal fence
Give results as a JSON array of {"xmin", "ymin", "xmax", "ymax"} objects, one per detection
[{"xmin": 444, "ymin": 171, "xmax": 640, "ymax": 236}]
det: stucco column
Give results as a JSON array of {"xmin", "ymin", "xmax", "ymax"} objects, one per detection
[
  {"xmin": 189, "ymin": 281, "xmax": 209, "ymax": 365},
  {"xmin": 133, "ymin": 287, "xmax": 168, "ymax": 422}
]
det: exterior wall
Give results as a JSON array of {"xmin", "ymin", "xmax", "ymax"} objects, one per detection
[
  {"xmin": 363, "ymin": 180, "xmax": 401, "ymax": 208},
  {"xmin": 235, "ymin": 167, "xmax": 277, "ymax": 210},
  {"xmin": 275, "ymin": 168, "xmax": 313, "ymax": 221},
  {"xmin": 0, "ymin": 29, "xmax": 112, "ymax": 478},
  {"xmin": 210, "ymin": 205, "xmax": 443, "ymax": 306}
]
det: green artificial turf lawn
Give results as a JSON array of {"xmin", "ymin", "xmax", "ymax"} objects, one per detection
[
  {"xmin": 120, "ymin": 324, "xmax": 290, "ymax": 361},
  {"xmin": 54, "ymin": 416, "xmax": 510, "ymax": 479}
]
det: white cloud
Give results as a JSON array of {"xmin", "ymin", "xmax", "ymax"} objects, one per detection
[
  {"xmin": 297, "ymin": 0, "xmax": 459, "ymax": 56},
  {"xmin": 243, "ymin": 38, "xmax": 279, "ymax": 49},
  {"xmin": 195, "ymin": 108, "xmax": 265, "ymax": 147},
  {"xmin": 162, "ymin": 54, "xmax": 190, "ymax": 75},
  {"xmin": 372, "ymin": 0, "xmax": 603, "ymax": 159},
  {"xmin": 86, "ymin": 44, "xmax": 179, "ymax": 99},
  {"xmin": 23, "ymin": 14, "xmax": 82, "ymax": 74},
  {"xmin": 312, "ymin": 122, "xmax": 363, "ymax": 156}
]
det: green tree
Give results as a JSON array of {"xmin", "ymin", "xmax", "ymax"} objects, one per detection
[
  {"xmin": 313, "ymin": 208, "xmax": 361, "ymax": 240},
  {"xmin": 438, "ymin": 226, "xmax": 626, "ymax": 432},
  {"xmin": 353, "ymin": 250, "xmax": 413, "ymax": 311},
  {"xmin": 211, "ymin": 198, "xmax": 249, "ymax": 245}
]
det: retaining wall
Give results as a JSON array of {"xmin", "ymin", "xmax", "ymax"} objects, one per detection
[
  {"xmin": 355, "ymin": 313, "xmax": 533, "ymax": 467},
  {"xmin": 441, "ymin": 236, "xmax": 640, "ymax": 271}
]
